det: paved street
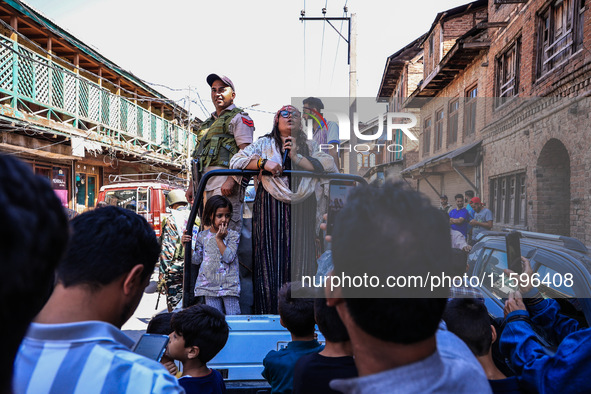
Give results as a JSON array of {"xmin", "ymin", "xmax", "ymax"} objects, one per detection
[{"xmin": 122, "ymin": 268, "xmax": 168, "ymax": 343}]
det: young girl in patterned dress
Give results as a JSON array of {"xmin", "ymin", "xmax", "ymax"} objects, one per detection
[{"xmin": 186, "ymin": 195, "xmax": 241, "ymax": 314}]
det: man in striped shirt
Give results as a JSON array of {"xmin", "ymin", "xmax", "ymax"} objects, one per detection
[{"xmin": 13, "ymin": 206, "xmax": 184, "ymax": 393}]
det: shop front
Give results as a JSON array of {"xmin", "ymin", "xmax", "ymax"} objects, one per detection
[
  {"xmin": 25, "ymin": 159, "xmax": 73, "ymax": 209},
  {"xmin": 74, "ymin": 163, "xmax": 102, "ymax": 213}
]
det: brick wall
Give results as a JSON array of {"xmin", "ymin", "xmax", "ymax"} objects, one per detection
[
  {"xmin": 442, "ymin": 9, "xmax": 487, "ymax": 57},
  {"xmin": 483, "ymin": 95, "xmax": 591, "ymax": 244},
  {"xmin": 481, "ymin": 0, "xmax": 591, "ymax": 243},
  {"xmin": 387, "ymin": 52, "xmax": 423, "ymax": 167},
  {"xmin": 485, "ymin": 0, "xmax": 591, "ymax": 99},
  {"xmin": 407, "ymin": 57, "xmax": 424, "ymax": 96}
]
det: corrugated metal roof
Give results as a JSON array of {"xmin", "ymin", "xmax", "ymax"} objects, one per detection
[{"xmin": 401, "ymin": 140, "xmax": 481, "ymax": 174}]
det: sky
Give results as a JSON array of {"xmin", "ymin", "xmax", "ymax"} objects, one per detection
[{"xmin": 23, "ymin": 0, "xmax": 470, "ymax": 138}]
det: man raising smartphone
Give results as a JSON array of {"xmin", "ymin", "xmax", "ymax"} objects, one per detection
[{"xmin": 502, "ymin": 257, "xmax": 589, "ymax": 393}]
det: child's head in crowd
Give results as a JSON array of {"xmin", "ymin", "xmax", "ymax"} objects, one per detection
[
  {"xmin": 147, "ymin": 312, "xmax": 178, "ymax": 375},
  {"xmin": 443, "ymin": 298, "xmax": 492, "ymax": 357},
  {"xmin": 168, "ymin": 305, "xmax": 229, "ymax": 366},
  {"xmin": 147, "ymin": 312, "xmax": 174, "ymax": 335},
  {"xmin": 278, "ymin": 282, "xmax": 316, "ymax": 338},
  {"xmin": 314, "ymin": 294, "xmax": 349, "ymax": 343}
]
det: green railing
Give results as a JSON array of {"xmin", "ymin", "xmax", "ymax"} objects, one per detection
[{"xmin": 0, "ymin": 36, "xmax": 195, "ymax": 158}]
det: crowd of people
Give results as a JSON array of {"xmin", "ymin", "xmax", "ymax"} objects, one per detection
[
  {"xmin": 441, "ymin": 190, "xmax": 494, "ymax": 249},
  {"xmin": 3, "ymin": 73, "xmax": 590, "ymax": 394}
]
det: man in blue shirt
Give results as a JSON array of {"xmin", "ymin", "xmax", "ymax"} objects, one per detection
[
  {"xmin": 14, "ymin": 207, "xmax": 183, "ymax": 393},
  {"xmin": 449, "ymin": 193, "xmax": 470, "ymax": 239}
]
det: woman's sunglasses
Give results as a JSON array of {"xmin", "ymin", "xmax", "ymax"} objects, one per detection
[{"xmin": 279, "ymin": 110, "xmax": 300, "ymax": 118}]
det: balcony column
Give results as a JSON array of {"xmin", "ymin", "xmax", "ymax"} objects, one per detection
[
  {"xmin": 46, "ymin": 37, "xmax": 52, "ymax": 115},
  {"xmin": 10, "ymin": 16, "xmax": 18, "ymax": 108},
  {"xmin": 98, "ymin": 67, "xmax": 102, "ymax": 126},
  {"xmin": 74, "ymin": 53, "xmax": 80, "ymax": 127},
  {"xmin": 10, "ymin": 16, "xmax": 17, "ymax": 41}
]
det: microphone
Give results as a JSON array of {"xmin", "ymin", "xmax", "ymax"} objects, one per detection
[{"xmin": 282, "ymin": 148, "xmax": 290, "ymax": 167}]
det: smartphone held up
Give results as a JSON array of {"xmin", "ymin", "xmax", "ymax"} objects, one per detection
[
  {"xmin": 326, "ymin": 180, "xmax": 356, "ymax": 236},
  {"xmin": 506, "ymin": 231, "xmax": 522, "ymax": 274}
]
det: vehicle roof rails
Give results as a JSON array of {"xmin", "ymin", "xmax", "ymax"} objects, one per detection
[
  {"xmin": 500, "ymin": 229, "xmax": 589, "ymax": 254},
  {"xmin": 108, "ymin": 173, "xmax": 187, "ymax": 188}
]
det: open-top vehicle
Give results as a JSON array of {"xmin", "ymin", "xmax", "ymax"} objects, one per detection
[{"xmin": 182, "ymin": 168, "xmax": 366, "ymax": 391}]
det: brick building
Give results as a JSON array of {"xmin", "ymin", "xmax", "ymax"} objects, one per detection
[
  {"xmin": 400, "ymin": 0, "xmax": 489, "ymax": 206},
  {"xmin": 378, "ymin": 0, "xmax": 591, "ymax": 243},
  {"xmin": 375, "ymin": 34, "xmax": 424, "ymax": 184},
  {"xmin": 481, "ymin": 0, "xmax": 591, "ymax": 242},
  {"xmin": 0, "ymin": 0, "xmax": 197, "ymax": 212}
]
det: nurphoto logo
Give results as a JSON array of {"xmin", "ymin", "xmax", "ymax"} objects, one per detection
[{"xmin": 295, "ymin": 97, "xmax": 418, "ymax": 154}]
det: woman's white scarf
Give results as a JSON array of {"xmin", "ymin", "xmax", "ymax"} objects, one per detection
[{"xmin": 230, "ymin": 136, "xmax": 338, "ymax": 204}]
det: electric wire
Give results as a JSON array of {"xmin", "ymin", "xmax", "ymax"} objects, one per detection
[{"xmin": 191, "ymin": 88, "xmax": 212, "ymax": 119}]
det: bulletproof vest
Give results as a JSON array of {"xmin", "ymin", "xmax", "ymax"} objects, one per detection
[{"xmin": 193, "ymin": 107, "xmax": 243, "ymax": 172}]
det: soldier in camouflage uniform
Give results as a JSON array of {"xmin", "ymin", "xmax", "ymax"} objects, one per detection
[{"xmin": 159, "ymin": 189, "xmax": 190, "ymax": 311}]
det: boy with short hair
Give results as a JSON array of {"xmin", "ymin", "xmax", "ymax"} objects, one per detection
[
  {"xmin": 443, "ymin": 298, "xmax": 522, "ymax": 393},
  {"xmin": 262, "ymin": 282, "xmax": 324, "ymax": 394},
  {"xmin": 293, "ymin": 294, "xmax": 357, "ymax": 394},
  {"xmin": 168, "ymin": 305, "xmax": 229, "ymax": 394}
]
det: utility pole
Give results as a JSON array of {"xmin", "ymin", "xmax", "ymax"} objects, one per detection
[
  {"xmin": 349, "ymin": 13, "xmax": 357, "ymax": 176},
  {"xmin": 300, "ymin": 8, "xmax": 358, "ymax": 175}
]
